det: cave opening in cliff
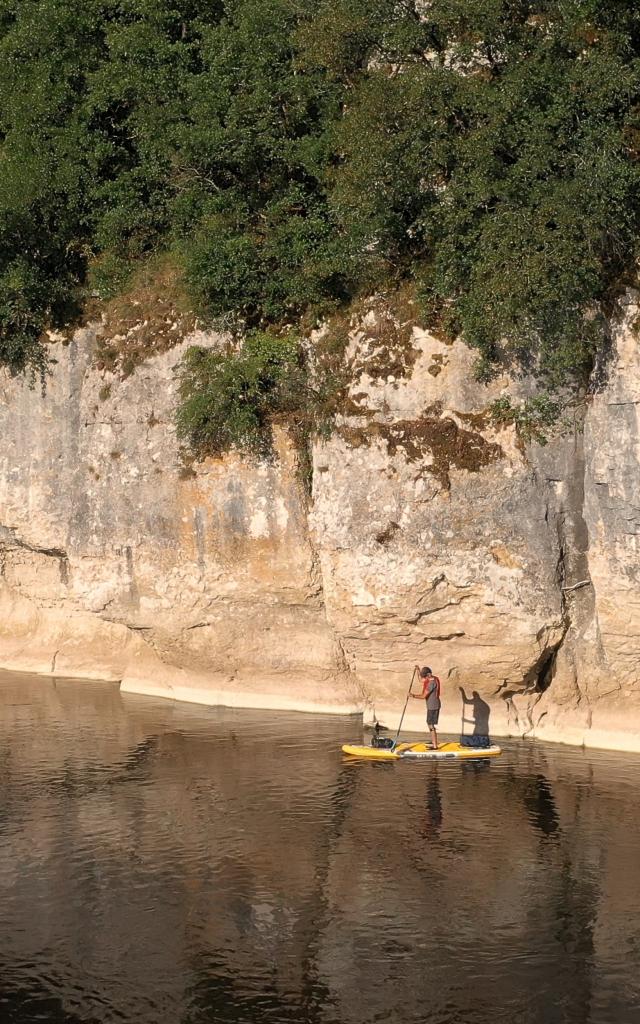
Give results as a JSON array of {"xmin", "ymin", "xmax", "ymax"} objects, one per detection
[{"xmin": 535, "ymin": 647, "xmax": 558, "ymax": 694}]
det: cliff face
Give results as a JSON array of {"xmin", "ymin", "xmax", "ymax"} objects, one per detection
[
  {"xmin": 0, "ymin": 329, "xmax": 353, "ymax": 713},
  {"xmin": 1, "ymin": 299, "xmax": 639, "ymax": 750}
]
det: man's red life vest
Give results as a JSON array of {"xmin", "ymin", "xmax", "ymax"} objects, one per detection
[
  {"xmin": 422, "ymin": 674, "xmax": 441, "ymax": 699},
  {"xmin": 428, "ymin": 675, "xmax": 441, "ymax": 699}
]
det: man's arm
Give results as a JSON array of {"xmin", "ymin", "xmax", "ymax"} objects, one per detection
[{"xmin": 411, "ymin": 670, "xmax": 427, "ymax": 699}]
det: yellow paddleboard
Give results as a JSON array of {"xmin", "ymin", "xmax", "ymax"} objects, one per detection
[{"xmin": 341, "ymin": 741, "xmax": 502, "ymax": 761}]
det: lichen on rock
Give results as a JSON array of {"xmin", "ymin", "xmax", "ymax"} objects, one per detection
[{"xmin": 338, "ymin": 410, "xmax": 503, "ymax": 490}]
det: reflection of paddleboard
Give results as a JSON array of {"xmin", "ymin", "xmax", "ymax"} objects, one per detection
[{"xmin": 341, "ymin": 741, "xmax": 502, "ymax": 761}]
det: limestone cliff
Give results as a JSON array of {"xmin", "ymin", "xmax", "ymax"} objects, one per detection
[{"xmin": 1, "ymin": 299, "xmax": 639, "ymax": 751}]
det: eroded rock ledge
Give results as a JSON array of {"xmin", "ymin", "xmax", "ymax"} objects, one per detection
[{"xmin": 1, "ymin": 302, "xmax": 640, "ymax": 752}]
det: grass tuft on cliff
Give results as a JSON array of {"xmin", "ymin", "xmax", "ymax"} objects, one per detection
[{"xmin": 1, "ymin": 0, "xmax": 640, "ymax": 401}]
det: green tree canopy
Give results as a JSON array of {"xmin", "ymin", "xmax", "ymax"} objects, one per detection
[{"xmin": 1, "ymin": 0, "xmax": 639, "ymax": 390}]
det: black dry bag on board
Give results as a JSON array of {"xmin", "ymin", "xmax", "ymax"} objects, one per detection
[{"xmin": 460, "ymin": 735, "xmax": 491, "ymax": 749}]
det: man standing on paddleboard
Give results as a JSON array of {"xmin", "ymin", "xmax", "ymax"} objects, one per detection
[{"xmin": 411, "ymin": 666, "xmax": 441, "ymax": 750}]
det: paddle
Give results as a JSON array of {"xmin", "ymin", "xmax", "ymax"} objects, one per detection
[{"xmin": 392, "ymin": 666, "xmax": 418, "ymax": 750}]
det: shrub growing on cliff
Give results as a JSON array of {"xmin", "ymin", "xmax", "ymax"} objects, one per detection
[
  {"xmin": 177, "ymin": 328, "xmax": 350, "ymax": 464},
  {"xmin": 489, "ymin": 394, "xmax": 564, "ymax": 446},
  {"xmin": 177, "ymin": 333, "xmax": 306, "ymax": 459}
]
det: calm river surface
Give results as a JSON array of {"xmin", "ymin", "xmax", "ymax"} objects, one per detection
[{"xmin": 0, "ymin": 672, "xmax": 639, "ymax": 1024}]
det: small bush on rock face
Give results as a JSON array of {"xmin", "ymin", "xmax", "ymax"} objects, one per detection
[
  {"xmin": 490, "ymin": 394, "xmax": 564, "ymax": 446},
  {"xmin": 176, "ymin": 333, "xmax": 306, "ymax": 459},
  {"xmin": 176, "ymin": 327, "xmax": 352, "ymax": 469}
]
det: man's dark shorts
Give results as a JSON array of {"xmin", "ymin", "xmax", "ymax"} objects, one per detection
[{"xmin": 427, "ymin": 708, "xmax": 440, "ymax": 727}]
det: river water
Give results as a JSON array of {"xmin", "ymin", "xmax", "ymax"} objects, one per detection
[{"xmin": 0, "ymin": 672, "xmax": 639, "ymax": 1024}]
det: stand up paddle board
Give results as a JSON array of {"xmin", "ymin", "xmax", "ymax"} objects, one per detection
[{"xmin": 342, "ymin": 741, "xmax": 502, "ymax": 761}]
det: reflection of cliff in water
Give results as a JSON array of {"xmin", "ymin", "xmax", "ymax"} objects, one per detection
[{"xmin": 0, "ymin": 672, "xmax": 639, "ymax": 1024}]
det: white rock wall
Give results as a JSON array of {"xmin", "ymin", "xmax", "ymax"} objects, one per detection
[
  {"xmin": 1, "ymin": 304, "xmax": 640, "ymax": 750},
  {"xmin": 0, "ymin": 327, "xmax": 356, "ymax": 715}
]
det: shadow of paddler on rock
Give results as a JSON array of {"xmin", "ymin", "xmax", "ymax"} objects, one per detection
[{"xmin": 459, "ymin": 686, "xmax": 491, "ymax": 738}]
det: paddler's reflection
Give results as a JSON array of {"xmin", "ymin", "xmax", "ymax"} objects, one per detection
[
  {"xmin": 461, "ymin": 757, "xmax": 491, "ymax": 775},
  {"xmin": 423, "ymin": 770, "xmax": 443, "ymax": 839},
  {"xmin": 524, "ymin": 773, "xmax": 559, "ymax": 837}
]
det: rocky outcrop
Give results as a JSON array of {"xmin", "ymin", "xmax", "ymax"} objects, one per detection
[
  {"xmin": 535, "ymin": 292, "xmax": 640, "ymax": 750},
  {"xmin": 311, "ymin": 327, "xmax": 565, "ymax": 740},
  {"xmin": 1, "ymin": 298, "xmax": 640, "ymax": 750}
]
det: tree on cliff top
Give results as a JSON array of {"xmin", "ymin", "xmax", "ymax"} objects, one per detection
[{"xmin": 0, "ymin": 0, "xmax": 639, "ymax": 395}]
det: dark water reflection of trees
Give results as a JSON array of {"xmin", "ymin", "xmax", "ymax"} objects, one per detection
[{"xmin": 0, "ymin": 673, "xmax": 638, "ymax": 1024}]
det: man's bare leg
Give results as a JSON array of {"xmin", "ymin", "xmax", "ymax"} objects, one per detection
[{"xmin": 430, "ymin": 727, "xmax": 438, "ymax": 750}]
